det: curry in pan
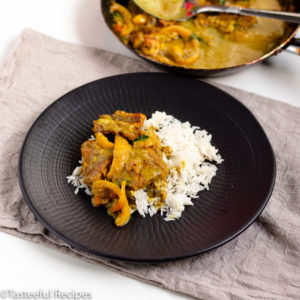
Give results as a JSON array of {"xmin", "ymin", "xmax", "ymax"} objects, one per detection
[{"xmin": 109, "ymin": 0, "xmax": 295, "ymax": 69}]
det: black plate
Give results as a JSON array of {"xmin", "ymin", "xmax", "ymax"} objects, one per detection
[{"xmin": 18, "ymin": 73, "xmax": 276, "ymax": 262}]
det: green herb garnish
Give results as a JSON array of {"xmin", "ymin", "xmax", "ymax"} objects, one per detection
[
  {"xmin": 113, "ymin": 11, "xmax": 123, "ymax": 22},
  {"xmin": 115, "ymin": 179, "xmax": 122, "ymax": 186},
  {"xmin": 218, "ymin": 0, "xmax": 226, "ymax": 5},
  {"xmin": 134, "ymin": 134, "xmax": 149, "ymax": 142},
  {"xmin": 189, "ymin": 33, "xmax": 203, "ymax": 42}
]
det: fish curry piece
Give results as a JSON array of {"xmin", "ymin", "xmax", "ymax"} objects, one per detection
[
  {"xmin": 108, "ymin": 134, "xmax": 168, "ymax": 190},
  {"xmin": 93, "ymin": 110, "xmax": 146, "ymax": 140},
  {"xmin": 80, "ymin": 110, "xmax": 169, "ymax": 227},
  {"xmin": 81, "ymin": 139, "xmax": 113, "ymax": 187}
]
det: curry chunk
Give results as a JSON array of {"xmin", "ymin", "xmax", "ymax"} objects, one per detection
[
  {"xmin": 92, "ymin": 180, "xmax": 131, "ymax": 226},
  {"xmin": 93, "ymin": 110, "xmax": 146, "ymax": 140},
  {"xmin": 81, "ymin": 139, "xmax": 113, "ymax": 187},
  {"xmin": 79, "ymin": 110, "xmax": 170, "ymax": 227},
  {"xmin": 108, "ymin": 135, "xmax": 169, "ymax": 190},
  {"xmin": 107, "ymin": 134, "xmax": 132, "ymax": 180},
  {"xmin": 133, "ymin": 130, "xmax": 160, "ymax": 149}
]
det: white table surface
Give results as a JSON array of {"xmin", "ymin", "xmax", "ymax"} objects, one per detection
[{"xmin": 0, "ymin": 1, "xmax": 299, "ymax": 299}]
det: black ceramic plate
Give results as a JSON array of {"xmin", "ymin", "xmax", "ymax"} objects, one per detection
[{"xmin": 18, "ymin": 73, "xmax": 276, "ymax": 262}]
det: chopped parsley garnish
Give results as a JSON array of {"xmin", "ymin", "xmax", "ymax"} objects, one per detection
[
  {"xmin": 113, "ymin": 11, "xmax": 123, "ymax": 22},
  {"xmin": 134, "ymin": 134, "xmax": 149, "ymax": 142},
  {"xmin": 189, "ymin": 33, "xmax": 203, "ymax": 42},
  {"xmin": 218, "ymin": 0, "xmax": 226, "ymax": 5}
]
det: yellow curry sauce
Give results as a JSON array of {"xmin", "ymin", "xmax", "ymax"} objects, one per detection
[
  {"xmin": 80, "ymin": 111, "xmax": 170, "ymax": 227},
  {"xmin": 110, "ymin": 0, "xmax": 294, "ymax": 68}
]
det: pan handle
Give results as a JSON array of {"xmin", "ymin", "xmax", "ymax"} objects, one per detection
[{"xmin": 284, "ymin": 38, "xmax": 300, "ymax": 55}]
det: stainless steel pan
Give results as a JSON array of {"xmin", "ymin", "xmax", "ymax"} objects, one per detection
[{"xmin": 101, "ymin": 0, "xmax": 300, "ymax": 76}]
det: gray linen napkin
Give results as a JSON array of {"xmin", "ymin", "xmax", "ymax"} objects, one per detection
[{"xmin": 0, "ymin": 28, "xmax": 299, "ymax": 300}]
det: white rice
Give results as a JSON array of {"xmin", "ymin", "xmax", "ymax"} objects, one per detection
[
  {"xmin": 67, "ymin": 111, "xmax": 223, "ymax": 221},
  {"xmin": 66, "ymin": 165, "xmax": 93, "ymax": 196}
]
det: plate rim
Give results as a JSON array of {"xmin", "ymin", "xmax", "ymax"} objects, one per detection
[{"xmin": 18, "ymin": 72, "xmax": 277, "ymax": 263}]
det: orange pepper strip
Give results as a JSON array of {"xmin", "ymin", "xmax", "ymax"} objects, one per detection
[
  {"xmin": 95, "ymin": 132, "xmax": 114, "ymax": 149},
  {"xmin": 107, "ymin": 135, "xmax": 131, "ymax": 180},
  {"xmin": 112, "ymin": 180, "xmax": 127, "ymax": 212},
  {"xmin": 115, "ymin": 201, "xmax": 131, "ymax": 227},
  {"xmin": 92, "ymin": 180, "xmax": 121, "ymax": 199},
  {"xmin": 91, "ymin": 180, "xmax": 131, "ymax": 227},
  {"xmin": 92, "ymin": 196, "xmax": 108, "ymax": 207},
  {"xmin": 114, "ymin": 181, "xmax": 131, "ymax": 227}
]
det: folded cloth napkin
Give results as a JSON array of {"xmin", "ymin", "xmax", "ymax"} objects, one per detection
[{"xmin": 0, "ymin": 29, "xmax": 300, "ymax": 300}]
